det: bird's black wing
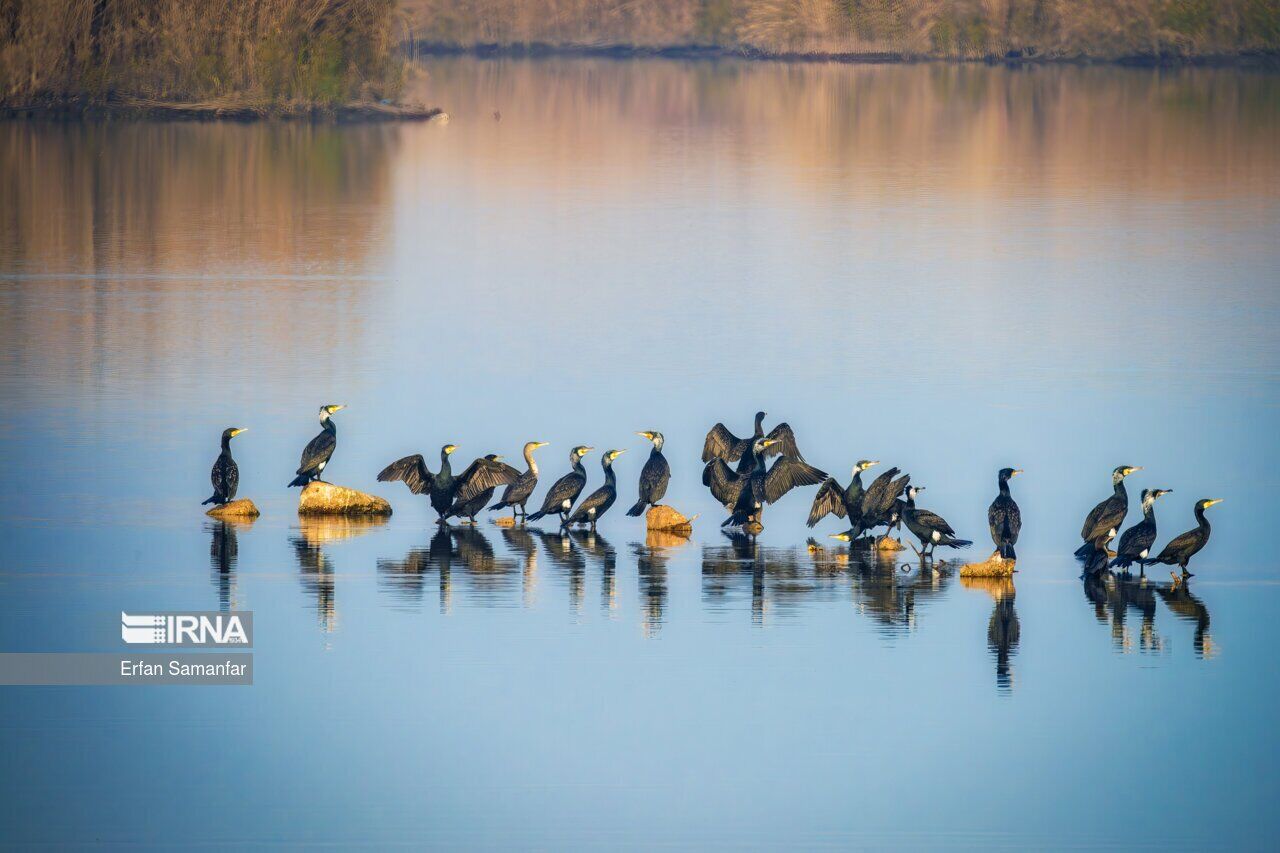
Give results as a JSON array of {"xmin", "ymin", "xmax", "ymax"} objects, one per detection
[
  {"xmin": 454, "ymin": 457, "xmax": 522, "ymax": 503},
  {"xmin": 377, "ymin": 454, "xmax": 434, "ymax": 495},
  {"xmin": 703, "ymin": 459, "xmax": 742, "ymax": 507},
  {"xmin": 702, "ymin": 423, "xmax": 744, "ymax": 463},
  {"xmin": 639, "ymin": 453, "xmax": 671, "ymax": 499},
  {"xmin": 1081, "ymin": 496, "xmax": 1122, "ymax": 541},
  {"xmin": 763, "ymin": 422, "xmax": 803, "ymax": 460},
  {"xmin": 912, "ymin": 508, "xmax": 956, "ymax": 536},
  {"xmin": 568, "ymin": 486, "xmax": 611, "ymax": 522},
  {"xmin": 763, "ymin": 457, "xmax": 827, "ymax": 504},
  {"xmin": 1153, "ymin": 529, "xmax": 1202, "ymax": 563},
  {"xmin": 499, "ymin": 469, "xmax": 538, "ymax": 504},
  {"xmin": 297, "ymin": 430, "xmax": 336, "ymax": 476},
  {"xmin": 807, "ymin": 478, "xmax": 847, "ymax": 527},
  {"xmin": 989, "ymin": 498, "xmax": 1021, "ymax": 544},
  {"xmin": 539, "ymin": 472, "xmax": 585, "ymax": 512},
  {"xmin": 859, "ymin": 467, "xmax": 900, "ymax": 515},
  {"xmin": 212, "ymin": 454, "xmax": 238, "ymax": 502}
]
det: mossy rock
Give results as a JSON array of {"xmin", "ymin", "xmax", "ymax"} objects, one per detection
[
  {"xmin": 298, "ymin": 482, "xmax": 392, "ymax": 517},
  {"xmin": 960, "ymin": 553, "xmax": 1017, "ymax": 577},
  {"xmin": 646, "ymin": 505, "xmax": 696, "ymax": 536},
  {"xmin": 492, "ymin": 516, "xmax": 518, "ymax": 528},
  {"xmin": 205, "ymin": 498, "xmax": 260, "ymax": 520}
]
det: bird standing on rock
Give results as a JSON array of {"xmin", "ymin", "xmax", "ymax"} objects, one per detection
[
  {"xmin": 289, "ymin": 404, "xmax": 345, "ymax": 487},
  {"xmin": 203, "ymin": 427, "xmax": 247, "ymax": 505},
  {"xmin": 988, "ymin": 468, "xmax": 1023, "ymax": 561},
  {"xmin": 627, "ymin": 431, "xmax": 670, "ymax": 517}
]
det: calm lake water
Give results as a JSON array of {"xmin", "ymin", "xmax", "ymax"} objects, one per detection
[{"xmin": 2, "ymin": 57, "xmax": 1279, "ymax": 849}]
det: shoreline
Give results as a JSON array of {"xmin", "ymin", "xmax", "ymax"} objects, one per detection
[
  {"xmin": 0, "ymin": 97, "xmax": 445, "ymax": 123},
  {"xmin": 407, "ymin": 41, "xmax": 1280, "ymax": 69}
]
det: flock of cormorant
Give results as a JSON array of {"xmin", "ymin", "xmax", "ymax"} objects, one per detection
[{"xmin": 202, "ymin": 405, "xmax": 1221, "ymax": 576}]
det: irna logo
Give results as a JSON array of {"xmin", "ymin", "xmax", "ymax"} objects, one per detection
[{"xmin": 121, "ymin": 612, "xmax": 252, "ymax": 646}]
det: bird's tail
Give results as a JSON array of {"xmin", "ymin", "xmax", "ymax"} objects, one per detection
[
  {"xmin": 1074, "ymin": 540, "xmax": 1099, "ymax": 558},
  {"xmin": 1082, "ymin": 549, "xmax": 1110, "ymax": 576},
  {"xmin": 201, "ymin": 495, "xmax": 217, "ymax": 505},
  {"xmin": 1109, "ymin": 555, "xmax": 1133, "ymax": 570},
  {"xmin": 941, "ymin": 537, "xmax": 972, "ymax": 549},
  {"xmin": 288, "ymin": 473, "xmax": 310, "ymax": 488},
  {"xmin": 526, "ymin": 509, "xmax": 549, "ymax": 522},
  {"xmin": 626, "ymin": 499, "xmax": 647, "ymax": 517},
  {"xmin": 997, "ymin": 542, "xmax": 1017, "ymax": 560},
  {"xmin": 488, "ymin": 500, "xmax": 509, "ymax": 511}
]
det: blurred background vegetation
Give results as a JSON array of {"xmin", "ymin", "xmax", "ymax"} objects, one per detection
[
  {"xmin": 402, "ymin": 0, "xmax": 1280, "ymax": 60},
  {"xmin": 1, "ymin": 0, "xmax": 1276, "ymax": 109}
]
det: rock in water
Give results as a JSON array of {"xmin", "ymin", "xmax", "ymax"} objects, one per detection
[
  {"xmin": 645, "ymin": 505, "xmax": 695, "ymax": 536},
  {"xmin": 960, "ymin": 552, "xmax": 1017, "ymax": 577},
  {"xmin": 298, "ymin": 482, "xmax": 392, "ymax": 517},
  {"xmin": 206, "ymin": 498, "xmax": 260, "ymax": 520},
  {"xmin": 492, "ymin": 516, "xmax": 518, "ymax": 528}
]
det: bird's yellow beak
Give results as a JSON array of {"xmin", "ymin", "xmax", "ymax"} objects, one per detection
[
  {"xmin": 763, "ymin": 438, "xmax": 780, "ymax": 447},
  {"xmin": 1125, "ymin": 466, "xmax": 1142, "ymax": 474},
  {"xmin": 1205, "ymin": 498, "xmax": 1224, "ymax": 507},
  {"xmin": 330, "ymin": 404, "xmax": 346, "ymax": 413},
  {"xmin": 581, "ymin": 446, "xmax": 594, "ymax": 455},
  {"xmin": 636, "ymin": 431, "xmax": 653, "ymax": 440},
  {"xmin": 610, "ymin": 449, "xmax": 626, "ymax": 459},
  {"xmin": 536, "ymin": 441, "xmax": 549, "ymax": 448},
  {"xmin": 445, "ymin": 444, "xmax": 457, "ymax": 455},
  {"xmin": 829, "ymin": 533, "xmax": 851, "ymax": 541},
  {"xmin": 231, "ymin": 428, "xmax": 247, "ymax": 436},
  {"xmin": 494, "ymin": 455, "xmax": 504, "ymax": 461},
  {"xmin": 1012, "ymin": 469, "xmax": 1023, "ymax": 476}
]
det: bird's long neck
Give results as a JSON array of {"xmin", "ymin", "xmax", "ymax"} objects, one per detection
[
  {"xmin": 1194, "ymin": 505, "xmax": 1211, "ymax": 534},
  {"xmin": 603, "ymin": 462, "xmax": 616, "ymax": 487},
  {"xmin": 649, "ymin": 444, "xmax": 663, "ymax": 461},
  {"xmin": 320, "ymin": 415, "xmax": 336, "ymax": 435},
  {"xmin": 220, "ymin": 434, "xmax": 233, "ymax": 452},
  {"xmin": 571, "ymin": 456, "xmax": 584, "ymax": 475},
  {"xmin": 1113, "ymin": 478, "xmax": 1127, "ymax": 502},
  {"xmin": 439, "ymin": 451, "xmax": 452, "ymax": 477},
  {"xmin": 851, "ymin": 472, "xmax": 863, "ymax": 492},
  {"xmin": 905, "ymin": 492, "xmax": 916, "ymax": 509},
  {"xmin": 753, "ymin": 414, "xmax": 764, "ymax": 438},
  {"xmin": 998, "ymin": 476, "xmax": 1011, "ymax": 498},
  {"xmin": 524, "ymin": 446, "xmax": 539, "ymax": 476},
  {"xmin": 1141, "ymin": 498, "xmax": 1156, "ymax": 520}
]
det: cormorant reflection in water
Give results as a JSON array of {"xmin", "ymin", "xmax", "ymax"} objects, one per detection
[
  {"xmin": 961, "ymin": 577, "xmax": 1020, "ymax": 693},
  {"xmin": 530, "ymin": 529, "xmax": 586, "ymax": 612},
  {"xmin": 1083, "ymin": 572, "xmax": 1213, "ymax": 656},
  {"xmin": 378, "ymin": 526, "xmax": 517, "ymax": 611},
  {"xmin": 569, "ymin": 530, "xmax": 618, "ymax": 613},
  {"xmin": 293, "ymin": 517, "xmax": 386, "ymax": 630},
  {"xmin": 207, "ymin": 521, "xmax": 241, "ymax": 612},
  {"xmin": 634, "ymin": 540, "xmax": 674, "ymax": 636}
]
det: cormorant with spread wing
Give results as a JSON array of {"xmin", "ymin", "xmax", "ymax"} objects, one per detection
[
  {"xmin": 203, "ymin": 427, "xmax": 247, "ymax": 505},
  {"xmin": 566, "ymin": 449, "xmax": 626, "ymax": 530},
  {"xmin": 1075, "ymin": 465, "xmax": 1141, "ymax": 557},
  {"xmin": 377, "ymin": 443, "xmax": 457, "ymax": 521},
  {"xmin": 1150, "ymin": 498, "xmax": 1222, "ymax": 576},
  {"xmin": 852, "ymin": 466, "xmax": 911, "ymax": 542},
  {"xmin": 702, "ymin": 411, "xmax": 803, "ymax": 472},
  {"xmin": 988, "ymin": 468, "xmax": 1023, "ymax": 561},
  {"xmin": 489, "ymin": 441, "xmax": 549, "ymax": 520},
  {"xmin": 903, "ymin": 485, "xmax": 972, "ymax": 558},
  {"xmin": 444, "ymin": 454, "xmax": 522, "ymax": 525},
  {"xmin": 527, "ymin": 446, "xmax": 593, "ymax": 524},
  {"xmin": 288, "ymin": 404, "xmax": 345, "ymax": 487},
  {"xmin": 807, "ymin": 459, "xmax": 878, "ymax": 528},
  {"xmin": 720, "ymin": 437, "xmax": 827, "ymax": 529},
  {"xmin": 627, "ymin": 431, "xmax": 670, "ymax": 516},
  {"xmin": 1109, "ymin": 487, "xmax": 1173, "ymax": 572}
]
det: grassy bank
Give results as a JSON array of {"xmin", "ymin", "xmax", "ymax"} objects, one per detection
[
  {"xmin": 402, "ymin": 0, "xmax": 1280, "ymax": 62},
  {"xmin": 0, "ymin": 0, "xmax": 427, "ymax": 116}
]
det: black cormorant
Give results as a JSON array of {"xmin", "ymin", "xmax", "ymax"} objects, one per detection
[
  {"xmin": 444, "ymin": 454, "xmax": 522, "ymax": 525},
  {"xmin": 627, "ymin": 431, "xmax": 670, "ymax": 516},
  {"xmin": 527, "ymin": 446, "xmax": 593, "ymax": 524},
  {"xmin": 721, "ymin": 437, "xmax": 827, "ymax": 529},
  {"xmin": 902, "ymin": 485, "xmax": 972, "ymax": 558},
  {"xmin": 377, "ymin": 443, "xmax": 458, "ymax": 521},
  {"xmin": 1109, "ymin": 487, "xmax": 1173, "ymax": 572},
  {"xmin": 288, "ymin": 404, "xmax": 345, "ymax": 487},
  {"xmin": 1075, "ymin": 465, "xmax": 1141, "ymax": 557},
  {"xmin": 988, "ymin": 468, "xmax": 1023, "ymax": 560},
  {"xmin": 566, "ymin": 449, "xmax": 626, "ymax": 530},
  {"xmin": 203, "ymin": 427, "xmax": 247, "ymax": 505},
  {"xmin": 1150, "ymin": 498, "xmax": 1222, "ymax": 576},
  {"xmin": 702, "ymin": 411, "xmax": 803, "ymax": 472},
  {"xmin": 850, "ymin": 466, "xmax": 911, "ymax": 542},
  {"xmin": 807, "ymin": 459, "xmax": 878, "ymax": 528},
  {"xmin": 489, "ymin": 441, "xmax": 549, "ymax": 520}
]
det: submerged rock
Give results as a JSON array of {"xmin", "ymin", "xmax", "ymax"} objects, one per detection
[
  {"xmin": 645, "ymin": 505, "xmax": 696, "ymax": 536},
  {"xmin": 297, "ymin": 482, "xmax": 392, "ymax": 517},
  {"xmin": 960, "ymin": 553, "xmax": 1017, "ymax": 577},
  {"xmin": 205, "ymin": 498, "xmax": 260, "ymax": 520}
]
